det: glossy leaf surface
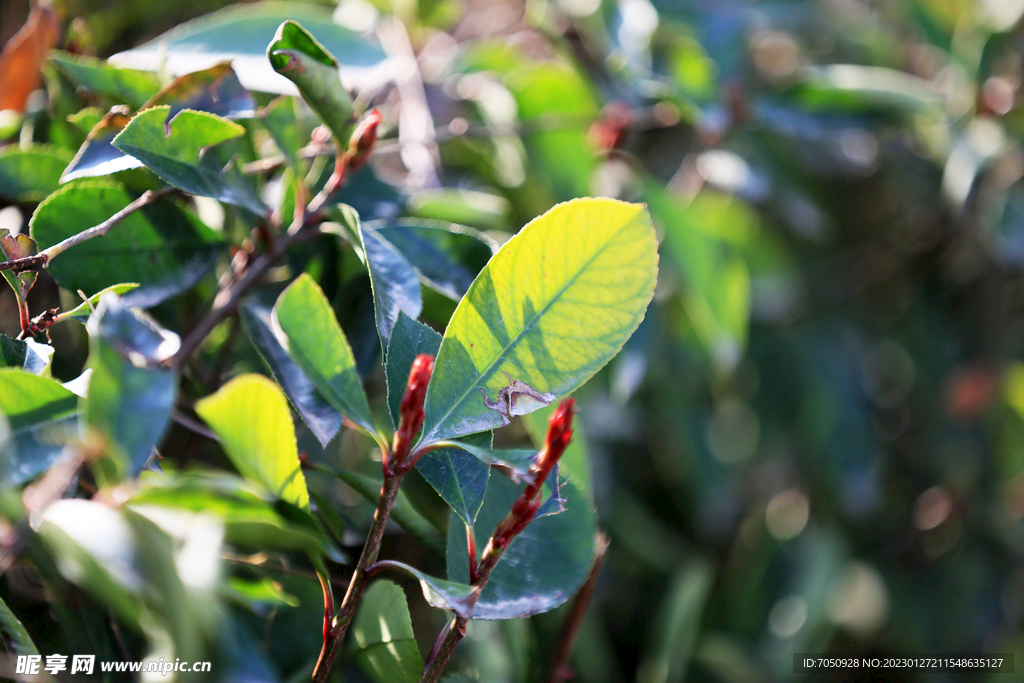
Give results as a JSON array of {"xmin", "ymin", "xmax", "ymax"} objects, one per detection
[{"xmin": 112, "ymin": 106, "xmax": 267, "ymax": 215}]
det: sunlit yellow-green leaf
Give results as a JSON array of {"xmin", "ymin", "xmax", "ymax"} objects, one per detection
[
  {"xmin": 195, "ymin": 374, "xmax": 309, "ymax": 510},
  {"xmin": 420, "ymin": 197, "xmax": 658, "ymax": 444}
]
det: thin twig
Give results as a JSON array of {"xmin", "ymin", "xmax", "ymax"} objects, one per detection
[
  {"xmin": 546, "ymin": 532, "xmax": 609, "ymax": 683},
  {"xmin": 5, "ymin": 188, "xmax": 176, "ymax": 277}
]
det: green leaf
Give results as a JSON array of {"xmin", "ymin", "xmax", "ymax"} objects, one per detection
[
  {"xmin": 107, "ymin": 3, "xmax": 388, "ymax": 95},
  {"xmin": 39, "ymin": 499, "xmax": 224, "ymax": 658},
  {"xmin": 372, "ymin": 561, "xmax": 476, "ymax": 618},
  {"xmin": 416, "ymin": 444, "xmax": 491, "ymax": 528},
  {"xmin": 0, "ymin": 594, "xmax": 40, "ymax": 657},
  {"xmin": 0, "ymin": 335, "xmax": 53, "ymax": 375},
  {"xmin": 84, "ymin": 295, "xmax": 179, "ymax": 475},
  {"xmin": 133, "ymin": 471, "xmax": 341, "ymax": 561},
  {"xmin": 227, "ymin": 576, "xmax": 300, "ymax": 608},
  {"xmin": 359, "ymin": 224, "xmax": 423, "ymax": 347},
  {"xmin": 373, "ymin": 220, "xmax": 497, "ymax": 301},
  {"xmin": 420, "ymin": 198, "xmax": 658, "ymax": 443},
  {"xmin": 385, "ymin": 312, "xmax": 441, "ymax": 427},
  {"xmin": 273, "ymin": 274, "xmax": 377, "ymax": 438},
  {"xmin": 112, "ymin": 106, "xmax": 267, "ymax": 215},
  {"xmin": 56, "ymin": 283, "xmax": 140, "ymax": 323},
  {"xmin": 60, "ymin": 107, "xmax": 141, "ymax": 182},
  {"xmin": 267, "ymin": 21, "xmax": 354, "ymax": 142},
  {"xmin": 240, "ymin": 295, "xmax": 342, "ymax": 448},
  {"xmin": 647, "ymin": 187, "xmax": 751, "ymax": 370},
  {"xmin": 323, "ymin": 468, "xmax": 445, "ymax": 556},
  {"xmin": 50, "ymin": 51, "xmax": 162, "ymax": 108},
  {"xmin": 38, "ymin": 500, "xmax": 146, "ymax": 626},
  {"xmin": 0, "ymin": 144, "xmax": 72, "ymax": 201},
  {"xmin": 146, "ymin": 62, "xmax": 255, "ymax": 123},
  {"xmin": 406, "ymin": 188, "xmax": 511, "ymax": 232},
  {"xmin": 259, "ymin": 95, "xmax": 302, "ymax": 171},
  {"xmin": 352, "ymin": 580, "xmax": 425, "ymax": 683},
  {"xmin": 195, "ymin": 373, "xmax": 310, "ymax": 511},
  {"xmin": 0, "ymin": 369, "xmax": 78, "ymax": 486},
  {"xmin": 447, "ymin": 477, "xmax": 596, "ymax": 619},
  {"xmin": 436, "ymin": 440, "xmax": 538, "ymax": 483},
  {"xmin": 30, "ymin": 181, "xmax": 226, "ymax": 307},
  {"xmin": 63, "ymin": 63, "xmax": 255, "ymax": 183}
]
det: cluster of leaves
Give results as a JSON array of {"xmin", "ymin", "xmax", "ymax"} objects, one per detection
[
  {"xmin": 0, "ymin": 2, "xmax": 660, "ymax": 682},
  {"xmin": 7, "ymin": 0, "xmax": 1024, "ymax": 680}
]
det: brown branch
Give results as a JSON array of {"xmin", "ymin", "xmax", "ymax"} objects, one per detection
[
  {"xmin": 312, "ymin": 471, "xmax": 405, "ymax": 683},
  {"xmin": 168, "ymin": 219, "xmax": 309, "ymax": 368}
]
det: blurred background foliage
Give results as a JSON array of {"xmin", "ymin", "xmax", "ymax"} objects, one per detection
[{"xmin": 5, "ymin": 0, "xmax": 1024, "ymax": 680}]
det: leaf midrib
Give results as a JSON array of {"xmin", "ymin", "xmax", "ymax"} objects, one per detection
[{"xmin": 422, "ymin": 210, "xmax": 642, "ymax": 443}]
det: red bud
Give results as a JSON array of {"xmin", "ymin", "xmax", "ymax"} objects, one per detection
[
  {"xmin": 532, "ymin": 398, "xmax": 575, "ymax": 483},
  {"xmin": 390, "ymin": 354, "xmax": 434, "ymax": 472},
  {"xmin": 347, "ymin": 108, "xmax": 383, "ymax": 171}
]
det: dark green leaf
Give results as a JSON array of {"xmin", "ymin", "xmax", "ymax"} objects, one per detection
[
  {"xmin": 63, "ymin": 63, "xmax": 255, "ymax": 183},
  {"xmin": 259, "ymin": 95, "xmax": 301, "ymax": 171},
  {"xmin": 195, "ymin": 374, "xmax": 310, "ymax": 510},
  {"xmin": 416, "ymin": 445, "xmax": 491, "ymax": 528},
  {"xmin": 436, "ymin": 440, "xmax": 537, "ymax": 483},
  {"xmin": 0, "ymin": 335, "xmax": 53, "ymax": 375},
  {"xmin": 373, "ymin": 220, "xmax": 497, "ymax": 300},
  {"xmin": 447, "ymin": 477, "xmax": 596, "ymax": 620},
  {"xmin": 30, "ymin": 181, "xmax": 226, "ymax": 307},
  {"xmin": 112, "ymin": 106, "xmax": 267, "ymax": 215},
  {"xmin": 372, "ymin": 561, "xmax": 476, "ymax": 618},
  {"xmin": 0, "ymin": 370, "xmax": 78, "ymax": 486},
  {"xmin": 148, "ymin": 62, "xmax": 255, "ymax": 124},
  {"xmin": 359, "ymin": 224, "xmax": 423, "ymax": 348},
  {"xmin": 267, "ymin": 20, "xmax": 354, "ymax": 142},
  {"xmin": 352, "ymin": 580, "xmax": 424, "ymax": 683},
  {"xmin": 273, "ymin": 274, "xmax": 377, "ymax": 438},
  {"xmin": 0, "ymin": 595, "xmax": 40, "ymax": 657},
  {"xmin": 240, "ymin": 295, "xmax": 342, "ymax": 448},
  {"xmin": 50, "ymin": 51, "xmax": 161, "ymax": 108},
  {"xmin": 385, "ymin": 312, "xmax": 442, "ymax": 427},
  {"xmin": 638, "ymin": 560, "xmax": 715, "ymax": 683},
  {"xmin": 0, "ymin": 144, "xmax": 71, "ymax": 201},
  {"xmin": 60, "ymin": 106, "xmax": 140, "ymax": 182},
  {"xmin": 323, "ymin": 468, "xmax": 445, "ymax": 556},
  {"xmin": 84, "ymin": 295, "xmax": 178, "ymax": 475}
]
